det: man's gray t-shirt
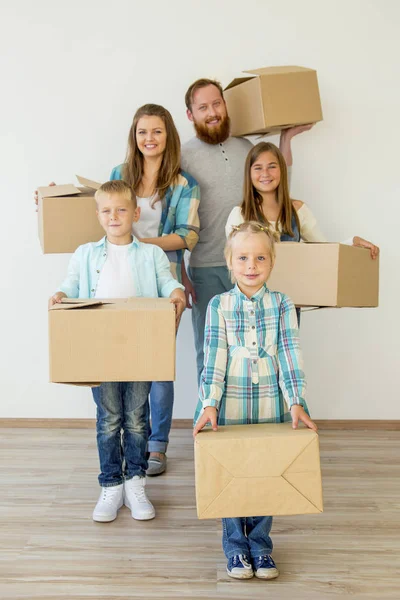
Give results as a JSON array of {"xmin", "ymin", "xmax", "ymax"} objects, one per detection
[{"xmin": 181, "ymin": 136, "xmax": 252, "ymax": 268}]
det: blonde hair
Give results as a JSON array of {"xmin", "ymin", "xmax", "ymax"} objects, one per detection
[
  {"xmin": 95, "ymin": 180, "xmax": 137, "ymax": 208},
  {"xmin": 241, "ymin": 142, "xmax": 300, "ymax": 238},
  {"xmin": 123, "ymin": 104, "xmax": 181, "ymax": 202},
  {"xmin": 224, "ymin": 221, "xmax": 277, "ymax": 283}
]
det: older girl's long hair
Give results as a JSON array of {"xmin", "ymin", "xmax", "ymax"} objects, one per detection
[
  {"xmin": 240, "ymin": 142, "xmax": 300, "ymax": 238},
  {"xmin": 123, "ymin": 104, "xmax": 181, "ymax": 201}
]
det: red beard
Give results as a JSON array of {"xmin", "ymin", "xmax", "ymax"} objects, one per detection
[{"xmin": 194, "ymin": 115, "xmax": 231, "ymax": 145}]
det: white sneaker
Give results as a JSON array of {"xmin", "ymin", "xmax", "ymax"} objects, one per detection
[
  {"xmin": 92, "ymin": 484, "xmax": 124, "ymax": 522},
  {"xmin": 124, "ymin": 476, "xmax": 155, "ymax": 520}
]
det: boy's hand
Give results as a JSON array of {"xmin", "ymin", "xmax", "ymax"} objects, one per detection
[
  {"xmin": 291, "ymin": 404, "xmax": 318, "ymax": 432},
  {"xmin": 34, "ymin": 181, "xmax": 56, "ymax": 212},
  {"xmin": 181, "ymin": 262, "xmax": 197, "ymax": 308},
  {"xmin": 169, "ymin": 294, "xmax": 186, "ymax": 329},
  {"xmin": 352, "ymin": 236, "xmax": 379, "ymax": 260},
  {"xmin": 193, "ymin": 407, "xmax": 218, "ymax": 438},
  {"xmin": 48, "ymin": 292, "xmax": 67, "ymax": 309}
]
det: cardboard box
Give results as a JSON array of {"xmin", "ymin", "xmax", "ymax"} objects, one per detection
[
  {"xmin": 224, "ymin": 66, "xmax": 323, "ymax": 136},
  {"xmin": 49, "ymin": 298, "xmax": 176, "ymax": 384},
  {"xmin": 268, "ymin": 243, "xmax": 379, "ymax": 308},
  {"xmin": 38, "ymin": 176, "xmax": 104, "ymax": 254},
  {"xmin": 195, "ymin": 423, "xmax": 323, "ymax": 519}
]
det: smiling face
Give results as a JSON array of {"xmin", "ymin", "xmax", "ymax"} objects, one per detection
[
  {"xmin": 136, "ymin": 115, "xmax": 167, "ymax": 159},
  {"xmin": 187, "ymin": 84, "xmax": 230, "ymax": 144},
  {"xmin": 228, "ymin": 232, "xmax": 274, "ymax": 298},
  {"xmin": 250, "ymin": 150, "xmax": 281, "ymax": 196},
  {"xmin": 96, "ymin": 192, "xmax": 140, "ymax": 245}
]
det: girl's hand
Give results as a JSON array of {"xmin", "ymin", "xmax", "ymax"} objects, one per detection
[
  {"xmin": 193, "ymin": 407, "xmax": 218, "ymax": 438},
  {"xmin": 34, "ymin": 181, "xmax": 56, "ymax": 212},
  {"xmin": 352, "ymin": 236, "xmax": 379, "ymax": 260},
  {"xmin": 290, "ymin": 404, "xmax": 318, "ymax": 432},
  {"xmin": 169, "ymin": 294, "xmax": 186, "ymax": 329},
  {"xmin": 48, "ymin": 292, "xmax": 67, "ymax": 309}
]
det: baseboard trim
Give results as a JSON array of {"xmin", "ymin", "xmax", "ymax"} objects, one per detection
[{"xmin": 0, "ymin": 418, "xmax": 399, "ymax": 430}]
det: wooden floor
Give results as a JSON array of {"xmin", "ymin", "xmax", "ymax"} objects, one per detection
[{"xmin": 0, "ymin": 428, "xmax": 399, "ymax": 599}]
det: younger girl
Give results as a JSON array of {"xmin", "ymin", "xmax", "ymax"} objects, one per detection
[
  {"xmin": 225, "ymin": 142, "xmax": 379, "ymax": 258},
  {"xmin": 193, "ymin": 222, "xmax": 317, "ymax": 581}
]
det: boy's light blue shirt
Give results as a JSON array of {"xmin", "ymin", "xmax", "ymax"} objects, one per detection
[{"xmin": 59, "ymin": 236, "xmax": 184, "ymax": 299}]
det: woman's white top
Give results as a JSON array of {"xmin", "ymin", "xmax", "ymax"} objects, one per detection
[
  {"xmin": 225, "ymin": 203, "xmax": 327, "ymax": 242},
  {"xmin": 132, "ymin": 195, "xmax": 162, "ymax": 239},
  {"xmin": 95, "ymin": 241, "xmax": 136, "ymax": 298}
]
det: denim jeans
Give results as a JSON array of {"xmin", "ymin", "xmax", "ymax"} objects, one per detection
[
  {"xmin": 222, "ymin": 516, "xmax": 273, "ymax": 559},
  {"xmin": 148, "ymin": 381, "xmax": 174, "ymax": 453},
  {"xmin": 92, "ymin": 381, "xmax": 151, "ymax": 487},
  {"xmin": 189, "ymin": 266, "xmax": 233, "ymax": 383}
]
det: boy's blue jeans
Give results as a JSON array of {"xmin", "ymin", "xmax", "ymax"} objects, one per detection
[
  {"xmin": 222, "ymin": 516, "xmax": 273, "ymax": 559},
  {"xmin": 92, "ymin": 382, "xmax": 151, "ymax": 487},
  {"xmin": 148, "ymin": 381, "xmax": 174, "ymax": 453}
]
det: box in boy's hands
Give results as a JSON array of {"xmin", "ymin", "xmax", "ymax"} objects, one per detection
[
  {"xmin": 224, "ymin": 65, "xmax": 323, "ymax": 137},
  {"xmin": 49, "ymin": 297, "xmax": 176, "ymax": 384},
  {"xmin": 268, "ymin": 243, "xmax": 379, "ymax": 308},
  {"xmin": 195, "ymin": 423, "xmax": 323, "ymax": 519},
  {"xmin": 37, "ymin": 176, "xmax": 104, "ymax": 254}
]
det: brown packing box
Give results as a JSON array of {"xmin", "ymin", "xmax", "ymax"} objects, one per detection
[
  {"xmin": 224, "ymin": 66, "xmax": 323, "ymax": 137},
  {"xmin": 49, "ymin": 298, "xmax": 176, "ymax": 384},
  {"xmin": 195, "ymin": 423, "xmax": 323, "ymax": 519},
  {"xmin": 37, "ymin": 176, "xmax": 104, "ymax": 253},
  {"xmin": 268, "ymin": 243, "xmax": 379, "ymax": 308}
]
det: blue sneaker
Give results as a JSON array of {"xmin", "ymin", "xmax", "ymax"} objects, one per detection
[
  {"xmin": 227, "ymin": 554, "xmax": 254, "ymax": 579},
  {"xmin": 253, "ymin": 555, "xmax": 279, "ymax": 579}
]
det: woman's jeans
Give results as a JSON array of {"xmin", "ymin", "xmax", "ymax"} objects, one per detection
[
  {"xmin": 222, "ymin": 516, "xmax": 273, "ymax": 559},
  {"xmin": 148, "ymin": 381, "xmax": 174, "ymax": 454},
  {"xmin": 92, "ymin": 381, "xmax": 151, "ymax": 487}
]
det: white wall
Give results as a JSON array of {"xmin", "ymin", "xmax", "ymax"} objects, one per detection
[{"xmin": 1, "ymin": 0, "xmax": 399, "ymax": 420}]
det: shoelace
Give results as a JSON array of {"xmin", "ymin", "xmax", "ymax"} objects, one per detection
[
  {"xmin": 233, "ymin": 554, "xmax": 249, "ymax": 567},
  {"xmin": 101, "ymin": 488, "xmax": 121, "ymax": 505},
  {"xmin": 131, "ymin": 483, "xmax": 148, "ymax": 503}
]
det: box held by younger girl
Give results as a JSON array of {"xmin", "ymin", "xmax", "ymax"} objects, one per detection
[
  {"xmin": 224, "ymin": 65, "xmax": 323, "ymax": 137},
  {"xmin": 195, "ymin": 422, "xmax": 323, "ymax": 519},
  {"xmin": 37, "ymin": 176, "xmax": 104, "ymax": 254},
  {"xmin": 49, "ymin": 298, "xmax": 176, "ymax": 384}
]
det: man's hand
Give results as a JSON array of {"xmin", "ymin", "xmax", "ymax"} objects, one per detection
[
  {"xmin": 352, "ymin": 236, "xmax": 379, "ymax": 260},
  {"xmin": 34, "ymin": 181, "xmax": 56, "ymax": 212},
  {"xmin": 193, "ymin": 407, "xmax": 218, "ymax": 438},
  {"xmin": 48, "ymin": 291, "xmax": 67, "ymax": 309},
  {"xmin": 291, "ymin": 404, "xmax": 318, "ymax": 432}
]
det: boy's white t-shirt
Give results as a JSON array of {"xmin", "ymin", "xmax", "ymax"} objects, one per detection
[
  {"xmin": 132, "ymin": 195, "xmax": 162, "ymax": 239},
  {"xmin": 95, "ymin": 241, "xmax": 136, "ymax": 299}
]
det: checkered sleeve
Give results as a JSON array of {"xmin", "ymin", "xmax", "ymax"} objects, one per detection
[
  {"xmin": 173, "ymin": 173, "xmax": 200, "ymax": 252},
  {"xmin": 199, "ymin": 296, "xmax": 227, "ymax": 410},
  {"xmin": 277, "ymin": 295, "xmax": 306, "ymax": 409}
]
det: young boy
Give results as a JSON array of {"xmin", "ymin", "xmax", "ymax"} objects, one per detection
[{"xmin": 49, "ymin": 180, "xmax": 186, "ymax": 523}]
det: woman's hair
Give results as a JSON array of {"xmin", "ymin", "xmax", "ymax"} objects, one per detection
[
  {"xmin": 95, "ymin": 180, "xmax": 136, "ymax": 207},
  {"xmin": 241, "ymin": 142, "xmax": 300, "ymax": 238},
  {"xmin": 224, "ymin": 221, "xmax": 277, "ymax": 282},
  {"xmin": 123, "ymin": 104, "xmax": 181, "ymax": 201}
]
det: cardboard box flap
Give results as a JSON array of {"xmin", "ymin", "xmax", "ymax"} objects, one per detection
[
  {"xmin": 38, "ymin": 184, "xmax": 81, "ymax": 198},
  {"xmin": 245, "ymin": 66, "xmax": 314, "ymax": 76},
  {"xmin": 76, "ymin": 175, "xmax": 102, "ymax": 190},
  {"xmin": 49, "ymin": 299, "xmax": 104, "ymax": 311},
  {"xmin": 224, "ymin": 76, "xmax": 255, "ymax": 91}
]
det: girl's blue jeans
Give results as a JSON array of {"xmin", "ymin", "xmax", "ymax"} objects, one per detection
[
  {"xmin": 148, "ymin": 381, "xmax": 174, "ymax": 454},
  {"xmin": 222, "ymin": 516, "xmax": 273, "ymax": 559},
  {"xmin": 92, "ymin": 381, "xmax": 151, "ymax": 487}
]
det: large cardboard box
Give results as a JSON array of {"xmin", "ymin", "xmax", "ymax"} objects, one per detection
[
  {"xmin": 224, "ymin": 66, "xmax": 323, "ymax": 137},
  {"xmin": 268, "ymin": 243, "xmax": 379, "ymax": 308},
  {"xmin": 49, "ymin": 298, "xmax": 176, "ymax": 384},
  {"xmin": 195, "ymin": 423, "xmax": 323, "ymax": 519},
  {"xmin": 38, "ymin": 176, "xmax": 104, "ymax": 254}
]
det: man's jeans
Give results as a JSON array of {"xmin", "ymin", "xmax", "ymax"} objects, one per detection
[
  {"xmin": 148, "ymin": 381, "xmax": 174, "ymax": 453},
  {"xmin": 92, "ymin": 381, "xmax": 151, "ymax": 487},
  {"xmin": 222, "ymin": 516, "xmax": 273, "ymax": 559},
  {"xmin": 189, "ymin": 266, "xmax": 233, "ymax": 383}
]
